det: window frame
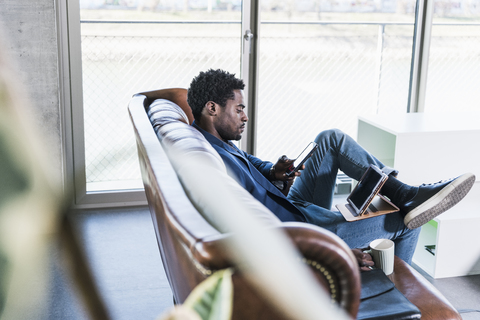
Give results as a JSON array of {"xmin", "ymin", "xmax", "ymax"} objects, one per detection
[
  {"xmin": 60, "ymin": 0, "xmax": 432, "ymax": 208},
  {"xmin": 61, "ymin": 0, "xmax": 148, "ymax": 208}
]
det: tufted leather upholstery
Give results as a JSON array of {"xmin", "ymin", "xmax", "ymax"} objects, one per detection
[{"xmin": 129, "ymin": 88, "xmax": 461, "ymax": 320}]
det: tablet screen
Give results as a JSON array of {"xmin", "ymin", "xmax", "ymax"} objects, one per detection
[{"xmin": 347, "ymin": 166, "xmax": 387, "ymax": 215}]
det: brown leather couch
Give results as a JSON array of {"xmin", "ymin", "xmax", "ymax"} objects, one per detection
[{"xmin": 128, "ymin": 88, "xmax": 461, "ymax": 320}]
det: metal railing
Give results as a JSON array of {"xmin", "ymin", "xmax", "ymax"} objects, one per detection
[{"xmin": 79, "ymin": 20, "xmax": 480, "ymax": 188}]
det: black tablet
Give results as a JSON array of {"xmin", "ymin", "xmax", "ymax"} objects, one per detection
[{"xmin": 347, "ymin": 165, "xmax": 388, "ymax": 216}]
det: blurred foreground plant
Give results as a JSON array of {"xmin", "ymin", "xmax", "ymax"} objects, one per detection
[{"xmin": 159, "ymin": 269, "xmax": 233, "ymax": 320}]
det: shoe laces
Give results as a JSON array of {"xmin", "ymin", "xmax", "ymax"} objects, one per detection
[{"xmin": 419, "ymin": 178, "xmax": 451, "ymax": 187}]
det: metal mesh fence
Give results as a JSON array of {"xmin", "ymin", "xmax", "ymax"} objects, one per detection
[
  {"xmin": 81, "ymin": 26, "xmax": 241, "ymax": 190},
  {"xmin": 80, "ymin": 21, "xmax": 480, "ymax": 190},
  {"xmin": 255, "ymin": 23, "xmax": 415, "ymax": 160},
  {"xmin": 426, "ymin": 24, "xmax": 480, "ymax": 112}
]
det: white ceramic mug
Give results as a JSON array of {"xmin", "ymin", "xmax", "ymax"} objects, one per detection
[{"xmin": 369, "ymin": 238, "xmax": 395, "ymax": 275}]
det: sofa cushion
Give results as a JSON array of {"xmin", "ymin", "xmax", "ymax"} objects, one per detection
[{"xmin": 147, "ymin": 98, "xmax": 282, "ymax": 233}]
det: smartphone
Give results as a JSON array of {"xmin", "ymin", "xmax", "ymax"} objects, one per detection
[
  {"xmin": 285, "ymin": 142, "xmax": 319, "ymax": 177},
  {"xmin": 347, "ymin": 165, "xmax": 388, "ymax": 216}
]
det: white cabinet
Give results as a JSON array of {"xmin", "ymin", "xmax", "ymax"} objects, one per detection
[
  {"xmin": 412, "ymin": 186, "xmax": 480, "ymax": 278},
  {"xmin": 357, "ymin": 112, "xmax": 480, "ymax": 278}
]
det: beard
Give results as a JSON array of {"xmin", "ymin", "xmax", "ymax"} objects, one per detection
[{"xmin": 217, "ymin": 124, "xmax": 243, "ymax": 141}]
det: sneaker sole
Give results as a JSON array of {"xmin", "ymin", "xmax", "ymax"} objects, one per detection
[{"xmin": 404, "ymin": 173, "xmax": 476, "ymax": 229}]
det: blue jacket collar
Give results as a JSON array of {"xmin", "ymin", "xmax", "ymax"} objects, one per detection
[{"xmin": 192, "ymin": 121, "xmax": 240, "ymax": 154}]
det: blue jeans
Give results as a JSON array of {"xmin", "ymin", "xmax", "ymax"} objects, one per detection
[{"xmin": 287, "ymin": 129, "xmax": 420, "ymax": 264}]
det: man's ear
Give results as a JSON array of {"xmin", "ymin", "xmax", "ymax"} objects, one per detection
[{"xmin": 205, "ymin": 101, "xmax": 217, "ymax": 116}]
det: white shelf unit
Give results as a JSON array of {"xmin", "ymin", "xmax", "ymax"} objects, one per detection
[{"xmin": 357, "ymin": 112, "xmax": 480, "ymax": 278}]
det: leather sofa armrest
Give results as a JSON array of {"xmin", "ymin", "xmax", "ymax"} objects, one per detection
[
  {"xmin": 390, "ymin": 257, "xmax": 462, "ymax": 320},
  {"xmin": 192, "ymin": 222, "xmax": 361, "ymax": 318},
  {"xmin": 282, "ymin": 222, "xmax": 361, "ymax": 317}
]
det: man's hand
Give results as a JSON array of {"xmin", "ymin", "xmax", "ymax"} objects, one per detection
[
  {"xmin": 272, "ymin": 155, "xmax": 304, "ymax": 181},
  {"xmin": 352, "ymin": 249, "xmax": 375, "ymax": 272}
]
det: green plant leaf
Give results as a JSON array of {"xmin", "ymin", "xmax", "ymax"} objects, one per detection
[{"xmin": 183, "ymin": 268, "xmax": 233, "ymax": 320}]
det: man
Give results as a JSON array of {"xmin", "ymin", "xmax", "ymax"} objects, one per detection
[{"xmin": 186, "ymin": 68, "xmax": 475, "ymax": 269}]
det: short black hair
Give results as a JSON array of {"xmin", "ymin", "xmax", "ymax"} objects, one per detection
[{"xmin": 187, "ymin": 69, "xmax": 245, "ymax": 121}]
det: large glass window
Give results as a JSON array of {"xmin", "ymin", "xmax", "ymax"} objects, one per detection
[
  {"xmin": 74, "ymin": 1, "xmax": 242, "ymax": 203},
  {"xmin": 256, "ymin": 0, "xmax": 417, "ymax": 160},
  {"xmin": 425, "ymin": 2, "xmax": 480, "ymax": 112},
  {"xmin": 67, "ymin": 0, "xmax": 479, "ymax": 206}
]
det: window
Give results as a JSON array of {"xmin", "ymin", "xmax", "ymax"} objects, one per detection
[
  {"xmin": 63, "ymin": 0, "xmax": 480, "ymax": 206},
  {"xmin": 425, "ymin": 2, "xmax": 480, "ymax": 112},
  {"xmin": 256, "ymin": 1, "xmax": 417, "ymax": 160},
  {"xmin": 66, "ymin": 0, "xmax": 243, "ymax": 205}
]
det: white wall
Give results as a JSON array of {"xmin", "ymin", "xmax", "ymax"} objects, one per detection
[{"xmin": 0, "ymin": 0, "xmax": 64, "ymax": 187}]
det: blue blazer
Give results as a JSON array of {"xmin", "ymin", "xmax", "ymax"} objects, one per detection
[{"xmin": 193, "ymin": 122, "xmax": 306, "ymax": 223}]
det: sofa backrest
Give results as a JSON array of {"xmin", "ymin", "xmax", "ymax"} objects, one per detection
[
  {"xmin": 129, "ymin": 90, "xmax": 282, "ymax": 302},
  {"xmin": 129, "ymin": 93, "xmax": 225, "ymax": 303}
]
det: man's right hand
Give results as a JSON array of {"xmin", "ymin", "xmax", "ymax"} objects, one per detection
[{"xmin": 272, "ymin": 155, "xmax": 304, "ymax": 181}]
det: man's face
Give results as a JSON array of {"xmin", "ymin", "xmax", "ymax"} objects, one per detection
[{"xmin": 213, "ymin": 89, "xmax": 248, "ymax": 142}]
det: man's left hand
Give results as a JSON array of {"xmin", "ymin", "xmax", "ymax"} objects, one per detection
[{"xmin": 352, "ymin": 248, "xmax": 375, "ymax": 271}]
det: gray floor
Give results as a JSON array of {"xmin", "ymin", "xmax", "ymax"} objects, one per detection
[
  {"xmin": 48, "ymin": 206, "xmax": 480, "ymax": 320},
  {"xmin": 49, "ymin": 206, "xmax": 173, "ymax": 320}
]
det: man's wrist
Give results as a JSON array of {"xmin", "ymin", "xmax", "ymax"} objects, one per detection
[
  {"xmin": 269, "ymin": 164, "xmax": 276, "ymax": 180},
  {"xmin": 272, "ymin": 180, "xmax": 288, "ymax": 191}
]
